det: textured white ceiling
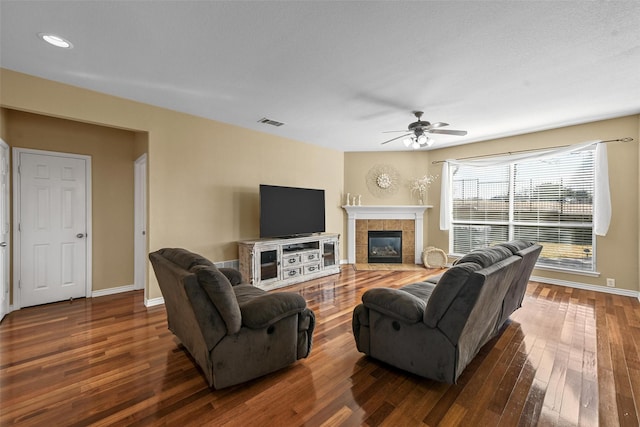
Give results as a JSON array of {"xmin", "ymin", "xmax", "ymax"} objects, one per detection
[{"xmin": 1, "ymin": 1, "xmax": 639, "ymax": 152}]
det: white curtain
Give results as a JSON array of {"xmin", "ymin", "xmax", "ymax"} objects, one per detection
[
  {"xmin": 439, "ymin": 140, "xmax": 611, "ymax": 235},
  {"xmin": 594, "ymin": 142, "xmax": 611, "ymax": 236},
  {"xmin": 439, "ymin": 162, "xmax": 450, "ymax": 231}
]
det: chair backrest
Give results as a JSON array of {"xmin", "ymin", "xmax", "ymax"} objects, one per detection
[
  {"xmin": 149, "ymin": 250, "xmax": 228, "ymax": 355},
  {"xmin": 454, "ymin": 256, "xmax": 522, "ymax": 376},
  {"xmin": 423, "ymin": 262, "xmax": 485, "ymax": 330},
  {"xmin": 495, "ymin": 242, "xmax": 543, "ymax": 328},
  {"xmin": 425, "ymin": 245, "xmax": 515, "ymax": 332}
]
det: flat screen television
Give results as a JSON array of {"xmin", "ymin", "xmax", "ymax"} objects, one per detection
[{"xmin": 259, "ymin": 184, "xmax": 325, "ymax": 238}]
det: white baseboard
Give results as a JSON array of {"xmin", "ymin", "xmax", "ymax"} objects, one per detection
[
  {"xmin": 91, "ymin": 284, "xmax": 135, "ymax": 298},
  {"xmin": 145, "ymin": 296, "xmax": 165, "ymax": 307},
  {"xmin": 531, "ymin": 275, "xmax": 640, "ymax": 300},
  {"xmin": 87, "ymin": 284, "xmax": 165, "ymax": 307}
]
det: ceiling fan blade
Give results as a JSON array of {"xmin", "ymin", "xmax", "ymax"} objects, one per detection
[
  {"xmin": 426, "ymin": 122, "xmax": 449, "ymax": 130},
  {"xmin": 381, "ymin": 133, "xmax": 411, "ymax": 145},
  {"xmin": 382, "ymin": 130, "xmax": 411, "ymax": 133},
  {"xmin": 428, "ymin": 129, "xmax": 468, "ymax": 136}
]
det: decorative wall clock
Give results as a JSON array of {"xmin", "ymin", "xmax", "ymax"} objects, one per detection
[
  {"xmin": 366, "ymin": 164, "xmax": 400, "ymax": 198},
  {"xmin": 376, "ymin": 173, "xmax": 392, "ymax": 189}
]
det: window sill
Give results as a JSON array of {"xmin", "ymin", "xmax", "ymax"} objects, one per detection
[{"xmin": 531, "ymin": 265, "xmax": 600, "ymax": 278}]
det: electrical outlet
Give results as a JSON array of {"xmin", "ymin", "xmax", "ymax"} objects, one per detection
[{"xmin": 606, "ymin": 278, "xmax": 616, "ymax": 287}]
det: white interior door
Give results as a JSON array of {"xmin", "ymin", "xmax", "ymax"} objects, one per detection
[
  {"xmin": 0, "ymin": 139, "xmax": 9, "ymax": 321},
  {"xmin": 16, "ymin": 149, "xmax": 90, "ymax": 308},
  {"xmin": 134, "ymin": 154, "xmax": 147, "ymax": 292}
]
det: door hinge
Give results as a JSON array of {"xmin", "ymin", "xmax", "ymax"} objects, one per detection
[{"xmin": 18, "ymin": 279, "xmax": 20, "ymax": 289}]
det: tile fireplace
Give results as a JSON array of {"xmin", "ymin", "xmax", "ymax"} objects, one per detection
[{"xmin": 343, "ymin": 205, "xmax": 431, "ymax": 264}]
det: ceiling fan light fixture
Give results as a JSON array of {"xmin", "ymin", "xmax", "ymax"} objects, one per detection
[{"xmin": 380, "ymin": 111, "xmax": 467, "ymax": 147}]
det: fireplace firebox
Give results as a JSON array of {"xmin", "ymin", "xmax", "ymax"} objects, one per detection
[{"xmin": 368, "ymin": 230, "xmax": 402, "ymax": 263}]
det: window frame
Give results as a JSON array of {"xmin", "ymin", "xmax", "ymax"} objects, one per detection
[{"xmin": 448, "ymin": 151, "xmax": 598, "ymax": 275}]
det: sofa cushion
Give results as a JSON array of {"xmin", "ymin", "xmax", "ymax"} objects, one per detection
[
  {"xmin": 159, "ymin": 248, "xmax": 215, "ymax": 270},
  {"xmin": 423, "ymin": 262, "xmax": 484, "ymax": 327},
  {"xmin": 239, "ymin": 293, "xmax": 307, "ymax": 329},
  {"xmin": 400, "ymin": 282, "xmax": 437, "ymax": 303},
  {"xmin": 233, "ymin": 284, "xmax": 267, "ymax": 303},
  {"xmin": 192, "ymin": 265, "xmax": 242, "ymax": 335},
  {"xmin": 362, "ymin": 288, "xmax": 426, "ymax": 323},
  {"xmin": 219, "ymin": 267, "xmax": 244, "ymax": 286},
  {"xmin": 453, "ymin": 246, "xmax": 512, "ymax": 268},
  {"xmin": 497, "ymin": 240, "xmax": 534, "ymax": 254},
  {"xmin": 424, "ymin": 273, "xmax": 444, "ymax": 285}
]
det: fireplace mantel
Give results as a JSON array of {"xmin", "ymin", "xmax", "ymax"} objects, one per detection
[{"xmin": 343, "ymin": 205, "xmax": 432, "ymax": 264}]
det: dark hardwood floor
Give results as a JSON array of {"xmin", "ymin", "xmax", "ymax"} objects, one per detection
[{"xmin": 1, "ymin": 266, "xmax": 639, "ymax": 426}]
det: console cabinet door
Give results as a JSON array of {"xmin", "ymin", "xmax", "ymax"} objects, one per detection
[
  {"xmin": 322, "ymin": 239, "xmax": 338, "ymax": 268},
  {"xmin": 256, "ymin": 245, "xmax": 280, "ymax": 285}
]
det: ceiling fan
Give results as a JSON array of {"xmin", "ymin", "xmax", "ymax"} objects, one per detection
[{"xmin": 381, "ymin": 111, "xmax": 467, "ymax": 149}]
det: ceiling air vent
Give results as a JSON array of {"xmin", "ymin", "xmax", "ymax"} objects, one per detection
[{"xmin": 258, "ymin": 117, "xmax": 285, "ymax": 127}]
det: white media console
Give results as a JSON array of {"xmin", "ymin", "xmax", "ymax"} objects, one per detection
[{"xmin": 238, "ymin": 233, "xmax": 340, "ymax": 291}]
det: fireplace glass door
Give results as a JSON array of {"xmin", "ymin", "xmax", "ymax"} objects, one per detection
[{"xmin": 368, "ymin": 230, "xmax": 402, "ymax": 263}]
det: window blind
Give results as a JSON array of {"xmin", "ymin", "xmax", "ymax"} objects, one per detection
[{"xmin": 450, "ymin": 148, "xmax": 596, "ymax": 272}]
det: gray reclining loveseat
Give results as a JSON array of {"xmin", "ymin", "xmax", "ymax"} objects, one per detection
[
  {"xmin": 150, "ymin": 248, "xmax": 315, "ymax": 389},
  {"xmin": 352, "ymin": 240, "xmax": 541, "ymax": 383}
]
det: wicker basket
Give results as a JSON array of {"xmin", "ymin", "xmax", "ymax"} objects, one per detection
[{"xmin": 422, "ymin": 246, "xmax": 448, "ymax": 269}]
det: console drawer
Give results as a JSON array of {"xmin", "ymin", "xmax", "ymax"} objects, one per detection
[
  {"xmin": 283, "ymin": 267, "xmax": 302, "ymax": 278},
  {"xmin": 303, "ymin": 251, "xmax": 320, "ymax": 262},
  {"xmin": 283, "ymin": 254, "xmax": 301, "ymax": 267},
  {"xmin": 303, "ymin": 263, "xmax": 321, "ymax": 274}
]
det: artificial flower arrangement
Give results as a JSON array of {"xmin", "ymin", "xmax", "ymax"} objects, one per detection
[{"xmin": 410, "ymin": 174, "xmax": 437, "ymax": 204}]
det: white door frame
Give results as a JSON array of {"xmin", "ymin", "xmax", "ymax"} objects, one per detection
[
  {"xmin": 13, "ymin": 148, "xmax": 92, "ymax": 309},
  {"xmin": 0, "ymin": 139, "xmax": 9, "ymax": 321},
  {"xmin": 134, "ymin": 153, "xmax": 147, "ymax": 297}
]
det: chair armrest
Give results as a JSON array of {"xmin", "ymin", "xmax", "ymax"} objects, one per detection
[
  {"xmin": 219, "ymin": 268, "xmax": 243, "ymax": 286},
  {"xmin": 362, "ymin": 288, "xmax": 426, "ymax": 324},
  {"xmin": 239, "ymin": 293, "xmax": 307, "ymax": 329}
]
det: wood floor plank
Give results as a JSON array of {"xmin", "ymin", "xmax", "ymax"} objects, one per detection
[{"xmin": 1, "ymin": 267, "xmax": 639, "ymax": 426}]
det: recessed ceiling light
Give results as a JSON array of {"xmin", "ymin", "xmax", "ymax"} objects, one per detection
[{"xmin": 38, "ymin": 33, "xmax": 73, "ymax": 49}]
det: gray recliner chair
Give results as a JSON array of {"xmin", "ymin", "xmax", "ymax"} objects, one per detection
[{"xmin": 149, "ymin": 248, "xmax": 315, "ymax": 389}]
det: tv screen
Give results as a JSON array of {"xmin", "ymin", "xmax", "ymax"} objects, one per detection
[{"xmin": 260, "ymin": 184, "xmax": 326, "ymax": 238}]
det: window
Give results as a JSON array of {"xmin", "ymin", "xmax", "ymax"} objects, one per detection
[{"xmin": 450, "ymin": 148, "xmax": 596, "ymax": 272}]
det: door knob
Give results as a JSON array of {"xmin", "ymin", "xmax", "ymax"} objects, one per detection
[
  {"xmin": 0, "ymin": 242, "xmax": 6, "ymax": 247},
  {"xmin": 76, "ymin": 233, "xmax": 85, "ymax": 238}
]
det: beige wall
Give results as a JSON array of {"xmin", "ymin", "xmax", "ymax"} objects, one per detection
[
  {"xmin": 133, "ymin": 132, "xmax": 149, "ymax": 161},
  {"xmin": 347, "ymin": 116, "xmax": 639, "ymax": 292},
  {"xmin": 342, "ymin": 150, "xmax": 433, "ymax": 247},
  {"xmin": 0, "ymin": 108, "xmax": 7, "ymax": 140},
  {"xmin": 343, "ymin": 151, "xmax": 432, "ymax": 206},
  {"xmin": 4, "ymin": 109, "xmax": 136, "ymax": 293},
  {"xmin": 0, "ymin": 69, "xmax": 344, "ymax": 301},
  {"xmin": 2, "ymin": 68, "xmax": 637, "ymax": 298}
]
